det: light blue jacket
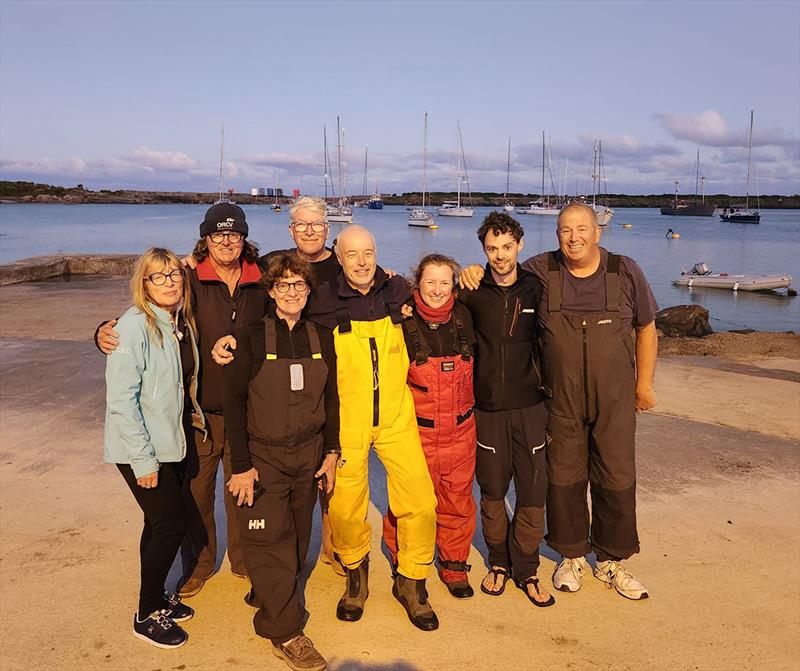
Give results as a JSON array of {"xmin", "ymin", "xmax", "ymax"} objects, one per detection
[{"xmin": 104, "ymin": 303, "xmax": 204, "ymax": 478}]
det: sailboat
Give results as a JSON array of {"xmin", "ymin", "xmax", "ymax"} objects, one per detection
[
  {"xmin": 503, "ymin": 137, "xmax": 514, "ymax": 212},
  {"xmin": 585, "ymin": 140, "xmax": 613, "ymax": 226},
  {"xmin": 660, "ymin": 149, "xmax": 715, "ymax": 216},
  {"xmin": 437, "ymin": 122, "xmax": 474, "ymax": 217},
  {"xmin": 720, "ymin": 111, "xmax": 760, "ymax": 224},
  {"xmin": 518, "ymin": 132, "xmax": 560, "ymax": 216},
  {"xmin": 409, "ymin": 112, "xmax": 437, "ymax": 228},
  {"xmin": 271, "ymin": 172, "xmax": 281, "ymax": 212},
  {"xmin": 327, "ymin": 116, "xmax": 354, "ymax": 224}
]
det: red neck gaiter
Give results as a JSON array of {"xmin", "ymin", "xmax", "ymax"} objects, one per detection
[{"xmin": 413, "ymin": 289, "xmax": 455, "ymax": 325}]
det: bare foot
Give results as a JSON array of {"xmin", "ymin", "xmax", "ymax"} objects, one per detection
[
  {"xmin": 525, "ymin": 579, "xmax": 552, "ymax": 604},
  {"xmin": 481, "ymin": 566, "xmax": 510, "ymax": 595}
]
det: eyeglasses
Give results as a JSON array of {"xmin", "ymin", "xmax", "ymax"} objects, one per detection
[
  {"xmin": 274, "ymin": 280, "xmax": 309, "ymax": 294},
  {"xmin": 147, "ymin": 269, "xmax": 184, "ymax": 286},
  {"xmin": 291, "ymin": 221, "xmax": 327, "ymax": 233},
  {"xmin": 208, "ymin": 232, "xmax": 243, "ymax": 244}
]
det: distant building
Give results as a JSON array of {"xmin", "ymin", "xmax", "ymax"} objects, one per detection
[
  {"xmin": 292, "ymin": 188, "xmax": 300, "ymax": 198},
  {"xmin": 276, "ymin": 188, "xmax": 284, "ymax": 197},
  {"xmin": 251, "ymin": 187, "xmax": 266, "ymax": 197},
  {"xmin": 266, "ymin": 188, "xmax": 274, "ymax": 197}
]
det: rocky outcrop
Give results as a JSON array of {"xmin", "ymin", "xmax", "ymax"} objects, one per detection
[
  {"xmin": 0, "ymin": 254, "xmax": 139, "ymax": 285},
  {"xmin": 656, "ymin": 304, "xmax": 714, "ymax": 337}
]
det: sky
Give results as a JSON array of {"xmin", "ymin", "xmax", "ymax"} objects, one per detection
[{"xmin": 1, "ymin": 0, "xmax": 798, "ymax": 196}]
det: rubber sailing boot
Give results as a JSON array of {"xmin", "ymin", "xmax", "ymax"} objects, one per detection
[
  {"xmin": 392, "ymin": 575, "xmax": 439, "ymax": 631},
  {"xmin": 336, "ymin": 556, "xmax": 369, "ymax": 622}
]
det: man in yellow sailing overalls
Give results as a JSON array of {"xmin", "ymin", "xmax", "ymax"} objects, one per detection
[{"xmin": 307, "ymin": 225, "xmax": 439, "ymax": 631}]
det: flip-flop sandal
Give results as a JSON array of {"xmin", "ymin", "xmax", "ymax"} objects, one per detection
[
  {"xmin": 517, "ymin": 576, "xmax": 556, "ymax": 608},
  {"xmin": 480, "ymin": 566, "xmax": 511, "ymax": 596}
]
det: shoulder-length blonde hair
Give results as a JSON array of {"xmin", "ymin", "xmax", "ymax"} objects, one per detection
[{"xmin": 130, "ymin": 247, "xmax": 195, "ymax": 346}]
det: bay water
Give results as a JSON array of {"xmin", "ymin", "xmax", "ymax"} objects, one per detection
[{"xmin": 1, "ymin": 203, "xmax": 798, "ymax": 332}]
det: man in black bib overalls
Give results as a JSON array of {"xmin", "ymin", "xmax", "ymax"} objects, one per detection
[{"xmin": 526, "ymin": 203, "xmax": 658, "ymax": 600}]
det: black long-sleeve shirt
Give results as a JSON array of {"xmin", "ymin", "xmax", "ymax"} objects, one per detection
[{"xmin": 223, "ymin": 311, "xmax": 340, "ymax": 474}]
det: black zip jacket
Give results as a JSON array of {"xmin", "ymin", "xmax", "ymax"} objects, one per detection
[
  {"xmin": 190, "ymin": 257, "xmax": 266, "ymax": 413},
  {"xmin": 458, "ymin": 264, "xmax": 545, "ymax": 411}
]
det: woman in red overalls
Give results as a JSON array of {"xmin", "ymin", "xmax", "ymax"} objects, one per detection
[{"xmin": 383, "ymin": 254, "xmax": 478, "ymax": 598}]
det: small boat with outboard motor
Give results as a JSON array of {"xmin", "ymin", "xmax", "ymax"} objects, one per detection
[{"xmin": 673, "ymin": 262, "xmax": 793, "ymax": 292}]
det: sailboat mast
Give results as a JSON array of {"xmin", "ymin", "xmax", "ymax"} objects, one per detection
[
  {"xmin": 337, "ymin": 116, "xmax": 344, "ymax": 204},
  {"xmin": 363, "ymin": 145, "xmax": 368, "ymax": 198},
  {"xmin": 218, "ymin": 122, "xmax": 225, "ymax": 202},
  {"xmin": 422, "ymin": 112, "xmax": 428, "ymax": 211},
  {"xmin": 505, "ymin": 137, "xmax": 511, "ymax": 198},
  {"xmin": 695, "ymin": 148, "xmax": 700, "ymax": 200},
  {"xmin": 323, "ymin": 126, "xmax": 332, "ymax": 199},
  {"xmin": 591, "ymin": 141, "xmax": 599, "ymax": 208},
  {"xmin": 745, "ymin": 110, "xmax": 754, "ymax": 210},
  {"xmin": 541, "ymin": 131, "xmax": 545, "ymax": 202},
  {"xmin": 456, "ymin": 123, "xmax": 462, "ymax": 208}
]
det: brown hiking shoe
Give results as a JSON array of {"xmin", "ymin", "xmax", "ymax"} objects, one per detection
[
  {"xmin": 176, "ymin": 573, "xmax": 212, "ymax": 598},
  {"xmin": 336, "ymin": 556, "xmax": 369, "ymax": 622},
  {"xmin": 393, "ymin": 575, "xmax": 439, "ymax": 631},
  {"xmin": 272, "ymin": 635, "xmax": 327, "ymax": 671}
]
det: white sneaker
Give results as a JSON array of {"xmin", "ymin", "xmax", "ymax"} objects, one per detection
[
  {"xmin": 594, "ymin": 560, "xmax": 649, "ymax": 600},
  {"xmin": 552, "ymin": 557, "xmax": 589, "ymax": 592}
]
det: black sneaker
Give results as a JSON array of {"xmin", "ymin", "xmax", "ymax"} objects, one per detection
[
  {"xmin": 162, "ymin": 591, "xmax": 194, "ymax": 622},
  {"xmin": 132, "ymin": 610, "xmax": 188, "ymax": 649}
]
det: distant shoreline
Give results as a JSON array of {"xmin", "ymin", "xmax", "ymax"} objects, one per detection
[{"xmin": 2, "ymin": 181, "xmax": 799, "ymax": 209}]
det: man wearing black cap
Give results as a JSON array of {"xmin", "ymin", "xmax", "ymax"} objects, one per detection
[{"xmin": 97, "ymin": 202, "xmax": 266, "ymax": 597}]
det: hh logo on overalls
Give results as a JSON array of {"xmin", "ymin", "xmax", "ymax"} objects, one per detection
[
  {"xmin": 248, "ymin": 519, "xmax": 265, "ymax": 530},
  {"xmin": 441, "ymin": 361, "xmax": 455, "ymax": 372}
]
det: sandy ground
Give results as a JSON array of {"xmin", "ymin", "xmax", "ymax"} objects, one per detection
[{"xmin": 1, "ymin": 276, "xmax": 799, "ymax": 671}]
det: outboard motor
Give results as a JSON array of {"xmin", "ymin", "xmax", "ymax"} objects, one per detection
[{"xmin": 691, "ymin": 262, "xmax": 711, "ymax": 276}]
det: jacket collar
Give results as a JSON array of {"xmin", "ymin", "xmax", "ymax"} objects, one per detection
[
  {"xmin": 336, "ymin": 265, "xmax": 389, "ymax": 298},
  {"xmin": 266, "ymin": 301, "xmax": 308, "ymax": 331},
  {"xmin": 480, "ymin": 263, "xmax": 523, "ymax": 289},
  {"xmin": 147, "ymin": 302, "xmax": 177, "ymax": 326},
  {"xmin": 196, "ymin": 257, "xmax": 262, "ymax": 286}
]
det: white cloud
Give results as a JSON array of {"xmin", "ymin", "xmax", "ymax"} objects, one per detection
[
  {"xmin": 658, "ymin": 110, "xmax": 797, "ymax": 148},
  {"xmin": 130, "ymin": 146, "xmax": 199, "ymax": 171}
]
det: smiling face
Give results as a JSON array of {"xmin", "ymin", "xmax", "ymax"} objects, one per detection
[
  {"xmin": 290, "ymin": 205, "xmax": 329, "ymax": 258},
  {"xmin": 556, "ymin": 206, "xmax": 602, "ymax": 270},
  {"xmin": 418, "ymin": 263, "xmax": 454, "ymax": 309},
  {"xmin": 337, "ymin": 226, "xmax": 377, "ymax": 293},
  {"xmin": 145, "ymin": 263, "xmax": 184, "ymax": 311},
  {"xmin": 206, "ymin": 232, "xmax": 244, "ymax": 267},
  {"xmin": 483, "ymin": 229, "xmax": 523, "ymax": 280},
  {"xmin": 268, "ymin": 272, "xmax": 310, "ymax": 322}
]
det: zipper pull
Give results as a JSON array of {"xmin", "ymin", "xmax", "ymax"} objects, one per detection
[
  {"xmin": 581, "ymin": 318, "xmax": 587, "ymax": 327},
  {"xmin": 232, "ymin": 309, "xmax": 236, "ymax": 323}
]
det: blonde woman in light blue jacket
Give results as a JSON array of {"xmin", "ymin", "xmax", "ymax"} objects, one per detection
[{"xmin": 104, "ymin": 247, "xmax": 204, "ymax": 650}]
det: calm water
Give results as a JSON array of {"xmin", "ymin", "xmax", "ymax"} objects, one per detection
[{"xmin": 1, "ymin": 203, "xmax": 798, "ymax": 332}]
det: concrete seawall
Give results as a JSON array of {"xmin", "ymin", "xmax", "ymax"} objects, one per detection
[{"xmin": 0, "ymin": 253, "xmax": 138, "ymax": 285}]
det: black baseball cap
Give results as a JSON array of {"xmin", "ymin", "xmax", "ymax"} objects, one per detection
[{"xmin": 200, "ymin": 203, "xmax": 248, "ymax": 238}]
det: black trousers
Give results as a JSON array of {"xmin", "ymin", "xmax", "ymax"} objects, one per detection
[
  {"xmin": 474, "ymin": 403, "xmax": 548, "ymax": 582},
  {"xmin": 238, "ymin": 442, "xmax": 320, "ymax": 645},
  {"xmin": 118, "ymin": 461, "xmax": 189, "ymax": 617},
  {"xmin": 181, "ymin": 412, "xmax": 246, "ymax": 581}
]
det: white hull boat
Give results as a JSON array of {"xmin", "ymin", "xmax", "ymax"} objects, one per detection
[
  {"xmin": 518, "ymin": 203, "xmax": 560, "ymax": 216},
  {"xmin": 437, "ymin": 203, "xmax": 474, "ymax": 217},
  {"xmin": 673, "ymin": 263, "xmax": 792, "ymax": 292},
  {"xmin": 408, "ymin": 209, "xmax": 437, "ymax": 228},
  {"xmin": 437, "ymin": 122, "xmax": 474, "ymax": 218},
  {"xmin": 327, "ymin": 204, "xmax": 353, "ymax": 224},
  {"xmin": 593, "ymin": 205, "xmax": 614, "ymax": 227},
  {"xmin": 409, "ymin": 113, "xmax": 437, "ymax": 229}
]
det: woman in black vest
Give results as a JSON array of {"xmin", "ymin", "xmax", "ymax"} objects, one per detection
[{"xmin": 224, "ymin": 253, "xmax": 339, "ymax": 671}]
